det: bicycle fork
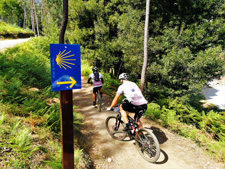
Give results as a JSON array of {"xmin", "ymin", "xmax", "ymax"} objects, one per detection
[
  {"xmin": 132, "ymin": 124, "xmax": 147, "ymax": 146},
  {"xmin": 113, "ymin": 115, "xmax": 121, "ymax": 131}
]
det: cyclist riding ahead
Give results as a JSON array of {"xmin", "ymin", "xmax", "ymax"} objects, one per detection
[
  {"xmin": 107, "ymin": 73, "xmax": 148, "ymax": 131},
  {"xmin": 87, "ymin": 66, "xmax": 104, "ymax": 106}
]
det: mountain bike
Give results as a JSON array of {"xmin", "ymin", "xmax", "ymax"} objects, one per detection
[
  {"xmin": 95, "ymin": 87, "xmax": 102, "ymax": 112},
  {"xmin": 105, "ymin": 103, "xmax": 160, "ymax": 163}
]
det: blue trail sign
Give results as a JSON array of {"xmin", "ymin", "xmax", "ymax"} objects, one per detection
[{"xmin": 50, "ymin": 44, "xmax": 81, "ymax": 91}]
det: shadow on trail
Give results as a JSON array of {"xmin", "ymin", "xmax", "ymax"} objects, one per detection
[
  {"xmin": 155, "ymin": 149, "xmax": 169, "ymax": 164},
  {"xmin": 150, "ymin": 126, "xmax": 168, "ymax": 144},
  {"xmin": 145, "ymin": 126, "xmax": 169, "ymax": 164},
  {"xmin": 117, "ymin": 126, "xmax": 169, "ymax": 164}
]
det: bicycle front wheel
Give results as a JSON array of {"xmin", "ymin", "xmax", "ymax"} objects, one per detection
[
  {"xmin": 135, "ymin": 128, "xmax": 160, "ymax": 163},
  {"xmin": 105, "ymin": 116, "xmax": 127, "ymax": 141}
]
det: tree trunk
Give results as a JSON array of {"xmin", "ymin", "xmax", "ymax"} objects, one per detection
[
  {"xmin": 59, "ymin": 0, "xmax": 68, "ymax": 43},
  {"xmin": 23, "ymin": 4, "xmax": 27, "ymax": 30},
  {"xmin": 33, "ymin": 1, "xmax": 39, "ymax": 37},
  {"xmin": 30, "ymin": 0, "xmax": 36, "ymax": 35},
  {"xmin": 140, "ymin": 0, "xmax": 150, "ymax": 92},
  {"xmin": 40, "ymin": 0, "xmax": 43, "ymax": 22},
  {"xmin": 41, "ymin": 0, "xmax": 46, "ymax": 32}
]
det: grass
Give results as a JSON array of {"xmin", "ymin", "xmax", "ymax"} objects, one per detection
[{"xmin": 0, "ymin": 111, "xmax": 58, "ymax": 168}]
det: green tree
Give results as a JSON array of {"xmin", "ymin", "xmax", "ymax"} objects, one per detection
[
  {"xmin": 0, "ymin": 0, "xmax": 23, "ymax": 26},
  {"xmin": 60, "ymin": 0, "xmax": 225, "ymax": 100}
]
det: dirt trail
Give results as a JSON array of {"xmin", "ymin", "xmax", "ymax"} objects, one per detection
[{"xmin": 73, "ymin": 76, "xmax": 224, "ymax": 169}]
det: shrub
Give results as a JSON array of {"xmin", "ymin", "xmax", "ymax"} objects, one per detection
[
  {"xmin": 145, "ymin": 99, "xmax": 225, "ymax": 161},
  {"xmin": 145, "ymin": 103, "xmax": 161, "ymax": 120},
  {"xmin": 0, "ymin": 21, "xmax": 34, "ymax": 38}
]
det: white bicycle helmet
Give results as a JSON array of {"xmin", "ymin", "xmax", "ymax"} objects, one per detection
[
  {"xmin": 119, "ymin": 73, "xmax": 129, "ymax": 80},
  {"xmin": 92, "ymin": 66, "xmax": 98, "ymax": 72}
]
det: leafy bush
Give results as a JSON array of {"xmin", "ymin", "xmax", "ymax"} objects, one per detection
[
  {"xmin": 0, "ymin": 40, "xmax": 51, "ymax": 88},
  {"xmin": 0, "ymin": 21, "xmax": 34, "ymax": 38},
  {"xmin": 199, "ymin": 111, "xmax": 225, "ymax": 141},
  {"xmin": 81, "ymin": 59, "xmax": 120, "ymax": 97},
  {"xmin": 168, "ymin": 99, "xmax": 202, "ymax": 125},
  {"xmin": 81, "ymin": 59, "xmax": 92, "ymax": 77},
  {"xmin": 145, "ymin": 103, "xmax": 161, "ymax": 120},
  {"xmin": 46, "ymin": 104, "xmax": 60, "ymax": 133},
  {"xmin": 0, "ymin": 37, "xmax": 59, "ymax": 116}
]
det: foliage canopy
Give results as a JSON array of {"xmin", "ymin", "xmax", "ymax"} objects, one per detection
[{"xmin": 66, "ymin": 0, "xmax": 225, "ymax": 100}]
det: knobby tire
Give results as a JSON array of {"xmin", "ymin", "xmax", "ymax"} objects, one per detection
[
  {"xmin": 105, "ymin": 116, "xmax": 127, "ymax": 141},
  {"xmin": 135, "ymin": 128, "xmax": 160, "ymax": 163},
  {"xmin": 97, "ymin": 92, "xmax": 102, "ymax": 112}
]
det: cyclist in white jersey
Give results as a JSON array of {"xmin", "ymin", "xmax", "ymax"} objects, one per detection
[
  {"xmin": 88, "ymin": 67, "xmax": 104, "ymax": 106},
  {"xmin": 107, "ymin": 73, "xmax": 148, "ymax": 131}
]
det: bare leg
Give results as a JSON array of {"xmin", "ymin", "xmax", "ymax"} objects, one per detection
[
  {"xmin": 137, "ymin": 119, "xmax": 143, "ymax": 129},
  {"xmin": 92, "ymin": 92, "xmax": 96, "ymax": 102},
  {"xmin": 120, "ymin": 105, "xmax": 129, "ymax": 124}
]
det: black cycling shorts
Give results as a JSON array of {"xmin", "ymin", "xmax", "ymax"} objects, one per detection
[
  {"xmin": 93, "ymin": 86, "xmax": 102, "ymax": 93},
  {"xmin": 122, "ymin": 102, "xmax": 147, "ymax": 120}
]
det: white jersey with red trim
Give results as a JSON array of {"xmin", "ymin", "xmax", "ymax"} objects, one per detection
[{"xmin": 116, "ymin": 81, "xmax": 148, "ymax": 105}]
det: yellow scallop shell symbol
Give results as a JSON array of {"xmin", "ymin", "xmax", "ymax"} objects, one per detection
[{"xmin": 56, "ymin": 50, "xmax": 76, "ymax": 70}]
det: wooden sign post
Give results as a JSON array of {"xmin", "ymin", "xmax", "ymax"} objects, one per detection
[
  {"xmin": 59, "ymin": 0, "xmax": 74, "ymax": 168},
  {"xmin": 50, "ymin": 1, "xmax": 81, "ymax": 168},
  {"xmin": 60, "ymin": 90, "xmax": 74, "ymax": 168}
]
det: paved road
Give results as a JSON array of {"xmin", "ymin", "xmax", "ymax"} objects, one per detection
[
  {"xmin": 0, "ymin": 38, "xmax": 31, "ymax": 50},
  {"xmin": 202, "ymin": 79, "xmax": 225, "ymax": 110}
]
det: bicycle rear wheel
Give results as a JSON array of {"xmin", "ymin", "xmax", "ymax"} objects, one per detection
[
  {"xmin": 135, "ymin": 128, "xmax": 160, "ymax": 163},
  {"xmin": 97, "ymin": 92, "xmax": 102, "ymax": 112},
  {"xmin": 105, "ymin": 116, "xmax": 127, "ymax": 141}
]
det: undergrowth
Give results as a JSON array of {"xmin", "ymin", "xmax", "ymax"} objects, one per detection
[
  {"xmin": 0, "ymin": 21, "xmax": 34, "ymax": 38},
  {"xmin": 145, "ymin": 100, "xmax": 225, "ymax": 162},
  {"xmin": 81, "ymin": 59, "xmax": 120, "ymax": 98},
  {"xmin": 0, "ymin": 37, "xmax": 91, "ymax": 168}
]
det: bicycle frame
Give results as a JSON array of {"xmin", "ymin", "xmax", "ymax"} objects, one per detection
[
  {"xmin": 106, "ymin": 104, "xmax": 161, "ymax": 163},
  {"xmin": 117, "ymin": 111, "xmax": 143, "ymax": 141}
]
